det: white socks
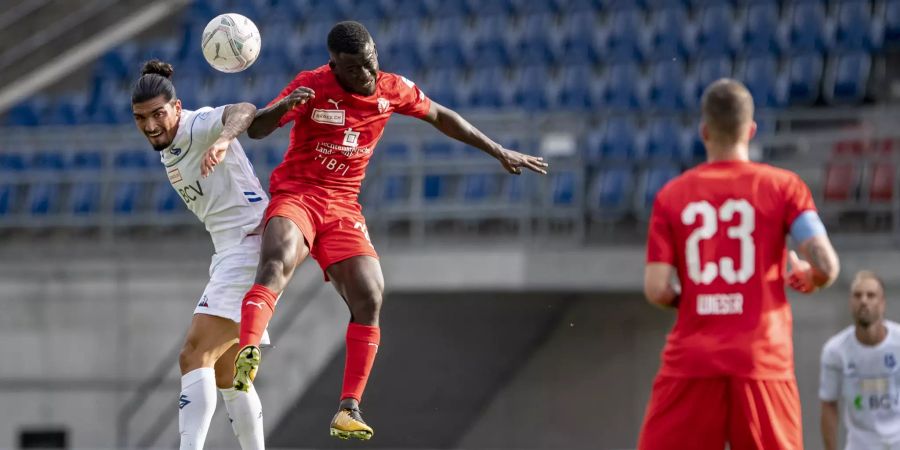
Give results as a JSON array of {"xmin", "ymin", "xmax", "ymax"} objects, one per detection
[
  {"xmin": 179, "ymin": 368, "xmax": 217, "ymax": 450},
  {"xmin": 220, "ymin": 385, "xmax": 265, "ymax": 450},
  {"xmin": 178, "ymin": 368, "xmax": 265, "ymax": 449}
]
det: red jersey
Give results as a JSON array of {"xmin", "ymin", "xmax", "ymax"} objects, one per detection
[
  {"xmin": 267, "ymin": 65, "xmax": 432, "ymax": 198},
  {"xmin": 646, "ymin": 160, "xmax": 816, "ymax": 379}
]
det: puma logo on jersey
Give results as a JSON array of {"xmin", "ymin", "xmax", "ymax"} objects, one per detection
[
  {"xmin": 245, "ymin": 300, "xmax": 265, "ymax": 310},
  {"xmin": 327, "ymin": 98, "xmax": 343, "ymax": 109}
]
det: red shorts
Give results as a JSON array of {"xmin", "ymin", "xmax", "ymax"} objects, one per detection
[
  {"xmin": 264, "ymin": 190, "xmax": 378, "ymax": 278},
  {"xmin": 638, "ymin": 376, "xmax": 802, "ymax": 450}
]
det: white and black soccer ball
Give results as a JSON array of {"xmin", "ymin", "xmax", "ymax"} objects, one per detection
[{"xmin": 201, "ymin": 13, "xmax": 261, "ymax": 73}]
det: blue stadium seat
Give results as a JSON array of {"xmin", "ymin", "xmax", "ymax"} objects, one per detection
[
  {"xmin": 381, "ymin": 142, "xmax": 411, "ymax": 161},
  {"xmin": 69, "ymin": 152, "xmax": 103, "ymax": 215},
  {"xmin": 298, "ymin": 41, "xmax": 331, "ymax": 68},
  {"xmin": 381, "ymin": 174, "xmax": 410, "ymax": 204},
  {"xmin": 153, "ymin": 182, "xmax": 181, "ymax": 214},
  {"xmin": 588, "ymin": 168, "xmax": 634, "ymax": 220},
  {"xmin": 786, "ymin": 1, "xmax": 830, "ymax": 53},
  {"xmin": 423, "ymin": 141, "xmax": 458, "ymax": 159},
  {"xmin": 594, "ymin": 117, "xmax": 639, "ymax": 164},
  {"xmin": 637, "ymin": 165, "xmax": 680, "ymax": 214},
  {"xmin": 421, "ymin": 69, "xmax": 463, "ymax": 109},
  {"xmin": 738, "ymin": 55, "xmax": 786, "ymax": 108},
  {"xmin": 45, "ymin": 95, "xmax": 88, "ymax": 126},
  {"xmin": 389, "ymin": 0, "xmax": 431, "ymax": 18},
  {"xmin": 423, "ymin": 174, "xmax": 454, "ymax": 202},
  {"xmin": 346, "ymin": 0, "xmax": 385, "ymax": 21},
  {"xmin": 5, "ymin": 98, "xmax": 43, "ymax": 126},
  {"xmin": 603, "ymin": 63, "xmax": 643, "ymax": 111},
  {"xmin": 468, "ymin": 16, "xmax": 513, "ymax": 68},
  {"xmin": 604, "ymin": 7, "xmax": 646, "ymax": 62},
  {"xmin": 429, "ymin": 0, "xmax": 469, "ymax": 16},
  {"xmin": 461, "ymin": 173, "xmax": 498, "ymax": 203},
  {"xmin": 512, "ymin": 0, "xmax": 559, "ymax": 14},
  {"xmin": 294, "ymin": 0, "xmax": 349, "ymax": 21},
  {"xmin": 515, "ymin": 13, "xmax": 559, "ymax": 66},
  {"xmin": 558, "ymin": 64, "xmax": 598, "ymax": 110},
  {"xmin": 647, "ymin": 6, "xmax": 691, "ymax": 59},
  {"xmin": 467, "ymin": 68, "xmax": 509, "ymax": 109},
  {"xmin": 113, "ymin": 150, "xmax": 151, "ymax": 215},
  {"xmin": 512, "ymin": 66, "xmax": 552, "ymax": 111},
  {"xmin": 695, "ymin": 4, "xmax": 735, "ymax": 56},
  {"xmin": 548, "ymin": 171, "xmax": 578, "ymax": 206},
  {"xmin": 787, "ymin": 52, "xmax": 824, "ymax": 105},
  {"xmin": 0, "ymin": 153, "xmax": 26, "ymax": 216},
  {"xmin": 886, "ymin": 0, "xmax": 900, "ymax": 49},
  {"xmin": 834, "ymin": 0, "xmax": 880, "ymax": 51},
  {"xmin": 28, "ymin": 152, "xmax": 66, "ymax": 216},
  {"xmin": 685, "ymin": 55, "xmax": 733, "ymax": 109},
  {"xmin": 559, "ymin": 13, "xmax": 599, "ymax": 65},
  {"xmin": 644, "ymin": 118, "xmax": 684, "ymax": 162},
  {"xmin": 741, "ymin": 2, "xmax": 781, "ymax": 55},
  {"xmin": 466, "ymin": 0, "xmax": 514, "ymax": 17},
  {"xmin": 502, "ymin": 174, "xmax": 532, "ymax": 204},
  {"xmin": 682, "ymin": 127, "xmax": 707, "ymax": 164},
  {"xmin": 426, "ymin": 17, "xmax": 469, "ymax": 68},
  {"xmin": 647, "ymin": 59, "xmax": 686, "ymax": 111},
  {"xmin": 824, "ymin": 51, "xmax": 871, "ymax": 104},
  {"xmin": 382, "ymin": 20, "xmax": 424, "ymax": 75}
]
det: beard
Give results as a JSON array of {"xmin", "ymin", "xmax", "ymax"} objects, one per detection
[{"xmin": 151, "ymin": 142, "xmax": 169, "ymax": 151}]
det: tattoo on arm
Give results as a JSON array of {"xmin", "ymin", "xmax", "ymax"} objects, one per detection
[
  {"xmin": 803, "ymin": 237, "xmax": 839, "ymax": 287},
  {"xmin": 220, "ymin": 103, "xmax": 257, "ymax": 141}
]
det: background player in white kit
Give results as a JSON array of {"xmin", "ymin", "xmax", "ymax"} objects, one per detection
[
  {"xmin": 821, "ymin": 270, "xmax": 900, "ymax": 450},
  {"xmin": 131, "ymin": 60, "xmax": 267, "ymax": 449}
]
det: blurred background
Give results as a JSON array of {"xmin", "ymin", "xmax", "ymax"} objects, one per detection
[{"xmin": 0, "ymin": 0, "xmax": 897, "ymax": 448}]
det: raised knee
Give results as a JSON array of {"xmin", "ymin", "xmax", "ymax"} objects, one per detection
[{"xmin": 179, "ymin": 342, "xmax": 215, "ymax": 373}]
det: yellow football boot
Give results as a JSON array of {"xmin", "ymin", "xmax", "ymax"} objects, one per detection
[
  {"xmin": 232, "ymin": 345, "xmax": 260, "ymax": 392},
  {"xmin": 329, "ymin": 408, "xmax": 374, "ymax": 440}
]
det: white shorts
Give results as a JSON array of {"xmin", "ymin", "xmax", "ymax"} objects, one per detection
[{"xmin": 194, "ymin": 234, "xmax": 271, "ymax": 345}]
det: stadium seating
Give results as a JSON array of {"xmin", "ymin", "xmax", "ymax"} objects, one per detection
[
  {"xmin": 1, "ymin": 0, "xmax": 895, "ymax": 228},
  {"xmin": 824, "ymin": 51, "xmax": 871, "ymax": 104}
]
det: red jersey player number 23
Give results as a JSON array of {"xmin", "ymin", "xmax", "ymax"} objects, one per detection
[
  {"xmin": 267, "ymin": 65, "xmax": 431, "ymax": 198},
  {"xmin": 647, "ymin": 161, "xmax": 817, "ymax": 379}
]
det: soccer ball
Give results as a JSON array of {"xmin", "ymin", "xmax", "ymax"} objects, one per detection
[{"xmin": 201, "ymin": 13, "xmax": 261, "ymax": 73}]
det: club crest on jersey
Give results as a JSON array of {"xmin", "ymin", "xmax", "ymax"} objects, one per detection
[
  {"xmin": 886, "ymin": 353, "xmax": 896, "ymax": 369},
  {"xmin": 342, "ymin": 128, "xmax": 360, "ymax": 148},
  {"xmin": 311, "ymin": 98, "xmax": 345, "ymax": 126},
  {"xmin": 167, "ymin": 168, "xmax": 183, "ymax": 184},
  {"xmin": 377, "ymin": 97, "xmax": 389, "ymax": 114},
  {"xmin": 170, "ymin": 147, "xmax": 182, "ymax": 156}
]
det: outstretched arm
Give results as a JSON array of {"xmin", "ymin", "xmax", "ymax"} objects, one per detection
[
  {"xmin": 247, "ymin": 87, "xmax": 316, "ymax": 139},
  {"xmin": 419, "ymin": 101, "xmax": 548, "ymax": 175},
  {"xmin": 787, "ymin": 235, "xmax": 840, "ymax": 292},
  {"xmin": 201, "ymin": 102, "xmax": 257, "ymax": 177},
  {"xmin": 644, "ymin": 263, "xmax": 680, "ymax": 310}
]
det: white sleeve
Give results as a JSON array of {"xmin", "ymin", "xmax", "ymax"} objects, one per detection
[
  {"xmin": 819, "ymin": 341, "xmax": 842, "ymax": 401},
  {"xmin": 191, "ymin": 106, "xmax": 226, "ymax": 145}
]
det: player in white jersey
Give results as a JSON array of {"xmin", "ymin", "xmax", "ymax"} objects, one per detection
[
  {"xmin": 131, "ymin": 60, "xmax": 267, "ymax": 450},
  {"xmin": 821, "ymin": 270, "xmax": 900, "ymax": 450}
]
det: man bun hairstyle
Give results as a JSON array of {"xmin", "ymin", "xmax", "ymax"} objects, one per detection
[
  {"xmin": 327, "ymin": 21, "xmax": 372, "ymax": 55},
  {"xmin": 132, "ymin": 59, "xmax": 176, "ymax": 104},
  {"xmin": 700, "ymin": 78, "xmax": 754, "ymax": 144}
]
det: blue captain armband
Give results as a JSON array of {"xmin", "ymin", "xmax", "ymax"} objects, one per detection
[{"xmin": 790, "ymin": 211, "xmax": 827, "ymax": 243}]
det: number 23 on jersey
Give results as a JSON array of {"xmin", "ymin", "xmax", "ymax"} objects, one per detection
[{"xmin": 681, "ymin": 199, "xmax": 755, "ymax": 285}]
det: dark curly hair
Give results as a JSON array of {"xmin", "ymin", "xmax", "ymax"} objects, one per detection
[
  {"xmin": 132, "ymin": 59, "xmax": 176, "ymax": 104},
  {"xmin": 327, "ymin": 21, "xmax": 372, "ymax": 55}
]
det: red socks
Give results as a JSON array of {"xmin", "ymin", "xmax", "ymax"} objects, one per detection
[
  {"xmin": 341, "ymin": 323, "xmax": 381, "ymax": 403},
  {"xmin": 238, "ymin": 284, "xmax": 278, "ymax": 348}
]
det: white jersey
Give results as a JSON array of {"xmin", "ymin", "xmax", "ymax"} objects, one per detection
[
  {"xmin": 821, "ymin": 321, "xmax": 900, "ymax": 450},
  {"xmin": 159, "ymin": 106, "xmax": 268, "ymax": 252}
]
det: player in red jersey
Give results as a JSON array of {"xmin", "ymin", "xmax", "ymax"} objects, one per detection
[
  {"xmin": 224, "ymin": 21, "xmax": 548, "ymax": 440},
  {"xmin": 637, "ymin": 79, "xmax": 841, "ymax": 450}
]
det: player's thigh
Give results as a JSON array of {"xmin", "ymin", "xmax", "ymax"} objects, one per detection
[
  {"xmin": 183, "ymin": 314, "xmax": 239, "ymax": 365},
  {"xmin": 638, "ymin": 376, "xmax": 728, "ymax": 450},
  {"xmin": 728, "ymin": 378, "xmax": 802, "ymax": 450},
  {"xmin": 326, "ymin": 255, "xmax": 385, "ymax": 303},
  {"xmin": 257, "ymin": 217, "xmax": 311, "ymax": 280}
]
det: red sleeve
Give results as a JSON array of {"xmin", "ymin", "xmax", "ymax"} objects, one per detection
[
  {"xmin": 646, "ymin": 194, "xmax": 676, "ymax": 265},
  {"xmin": 268, "ymin": 72, "xmax": 314, "ymax": 127},
  {"xmin": 391, "ymin": 74, "xmax": 432, "ymax": 118},
  {"xmin": 782, "ymin": 173, "xmax": 817, "ymax": 230}
]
